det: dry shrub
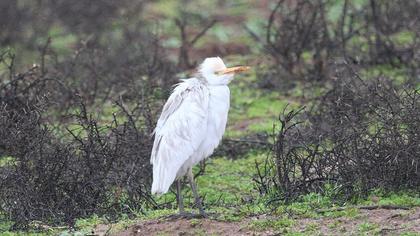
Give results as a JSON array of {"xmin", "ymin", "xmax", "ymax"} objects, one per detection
[
  {"xmin": 0, "ymin": 0, "xmax": 178, "ymax": 227},
  {"xmin": 262, "ymin": 0, "xmax": 420, "ymax": 86},
  {"xmin": 360, "ymin": 0, "xmax": 420, "ymax": 66},
  {"xmin": 255, "ymin": 62, "xmax": 419, "ymax": 203},
  {"xmin": 0, "ymin": 33, "xmax": 173, "ymax": 228},
  {"xmin": 47, "ymin": 0, "xmax": 147, "ymax": 35},
  {"xmin": 0, "ymin": 0, "xmax": 149, "ymax": 47},
  {"xmin": 214, "ymin": 134, "xmax": 269, "ymax": 160},
  {"xmin": 265, "ymin": 0, "xmax": 332, "ymax": 82},
  {"xmin": 51, "ymin": 35, "xmax": 176, "ymax": 107}
]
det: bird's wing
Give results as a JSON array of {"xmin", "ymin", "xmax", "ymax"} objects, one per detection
[{"xmin": 151, "ymin": 79, "xmax": 209, "ymax": 194}]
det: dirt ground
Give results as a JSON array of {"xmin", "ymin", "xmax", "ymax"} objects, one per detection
[{"xmin": 92, "ymin": 207, "xmax": 420, "ymax": 236}]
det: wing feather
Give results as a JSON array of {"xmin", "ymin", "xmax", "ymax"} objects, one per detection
[{"xmin": 151, "ymin": 79, "xmax": 209, "ymax": 194}]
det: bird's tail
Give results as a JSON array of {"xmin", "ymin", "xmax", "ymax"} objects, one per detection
[{"xmin": 151, "ymin": 161, "xmax": 176, "ymax": 195}]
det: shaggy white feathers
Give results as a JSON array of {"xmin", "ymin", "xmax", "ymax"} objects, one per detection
[{"xmin": 151, "ymin": 57, "xmax": 232, "ymax": 194}]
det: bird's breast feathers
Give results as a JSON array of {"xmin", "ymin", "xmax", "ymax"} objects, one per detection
[{"xmin": 150, "ymin": 77, "xmax": 230, "ymax": 194}]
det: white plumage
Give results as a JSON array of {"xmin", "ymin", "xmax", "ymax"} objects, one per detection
[{"xmin": 150, "ymin": 57, "xmax": 249, "ymax": 216}]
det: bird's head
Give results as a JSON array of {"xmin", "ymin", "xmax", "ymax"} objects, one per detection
[{"xmin": 198, "ymin": 57, "xmax": 250, "ymax": 85}]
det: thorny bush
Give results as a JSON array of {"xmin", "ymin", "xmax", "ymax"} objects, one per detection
[
  {"xmin": 0, "ymin": 35, "xmax": 175, "ymax": 228},
  {"xmin": 0, "ymin": 0, "xmax": 149, "ymax": 47},
  {"xmin": 255, "ymin": 62, "xmax": 420, "ymax": 203},
  {"xmin": 52, "ymin": 34, "xmax": 176, "ymax": 107},
  {"xmin": 261, "ymin": 0, "xmax": 420, "ymax": 87}
]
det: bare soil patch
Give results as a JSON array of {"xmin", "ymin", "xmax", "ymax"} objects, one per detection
[
  {"xmin": 107, "ymin": 218, "xmax": 265, "ymax": 236},
  {"xmin": 294, "ymin": 207, "xmax": 420, "ymax": 235},
  {"xmin": 95, "ymin": 207, "xmax": 420, "ymax": 236}
]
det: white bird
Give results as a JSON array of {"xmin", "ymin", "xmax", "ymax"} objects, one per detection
[{"xmin": 150, "ymin": 57, "xmax": 249, "ymax": 216}]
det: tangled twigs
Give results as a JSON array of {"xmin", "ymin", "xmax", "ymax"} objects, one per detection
[
  {"xmin": 316, "ymin": 205, "xmax": 411, "ymax": 214},
  {"xmin": 255, "ymin": 62, "xmax": 420, "ymax": 203}
]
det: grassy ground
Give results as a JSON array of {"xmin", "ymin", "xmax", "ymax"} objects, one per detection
[
  {"xmin": 2, "ymin": 62, "xmax": 419, "ymax": 236},
  {"xmin": 1, "ymin": 1, "xmax": 419, "ymax": 235},
  {"xmin": 4, "ymin": 153, "xmax": 418, "ymax": 235},
  {"xmin": 4, "ymin": 151, "xmax": 418, "ymax": 235}
]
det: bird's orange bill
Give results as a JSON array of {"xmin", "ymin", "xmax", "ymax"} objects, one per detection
[{"xmin": 216, "ymin": 66, "xmax": 251, "ymax": 75}]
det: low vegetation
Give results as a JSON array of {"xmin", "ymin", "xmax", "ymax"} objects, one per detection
[
  {"xmin": 0, "ymin": 0, "xmax": 419, "ymax": 235},
  {"xmin": 255, "ymin": 62, "xmax": 419, "ymax": 204}
]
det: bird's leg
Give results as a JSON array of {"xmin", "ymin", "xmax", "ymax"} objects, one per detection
[
  {"xmin": 176, "ymin": 179, "xmax": 185, "ymax": 214},
  {"xmin": 187, "ymin": 168, "xmax": 207, "ymax": 217}
]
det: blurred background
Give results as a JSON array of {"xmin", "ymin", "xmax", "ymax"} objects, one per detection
[{"xmin": 0, "ymin": 0, "xmax": 419, "ymax": 234}]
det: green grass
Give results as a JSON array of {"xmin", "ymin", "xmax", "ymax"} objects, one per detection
[
  {"xmin": 0, "ymin": 221, "xmax": 58, "ymax": 236},
  {"xmin": 0, "ymin": 151, "xmax": 268, "ymax": 235},
  {"xmin": 358, "ymin": 221, "xmax": 380, "ymax": 235},
  {"xmin": 363, "ymin": 191, "xmax": 420, "ymax": 207},
  {"xmin": 154, "ymin": 151, "xmax": 267, "ymax": 214},
  {"xmin": 2, "ymin": 1, "xmax": 419, "ymax": 235},
  {"xmin": 390, "ymin": 30, "xmax": 416, "ymax": 46},
  {"xmin": 361, "ymin": 64, "xmax": 413, "ymax": 85},
  {"xmin": 2, "ymin": 64, "xmax": 420, "ymax": 235},
  {"xmin": 226, "ymin": 68, "xmax": 299, "ymax": 137},
  {"xmin": 400, "ymin": 232, "xmax": 420, "ymax": 236},
  {"xmin": 249, "ymin": 217, "xmax": 295, "ymax": 233},
  {"xmin": 3, "ymin": 148, "xmax": 419, "ymax": 235},
  {"xmin": 0, "ymin": 220, "xmax": 14, "ymax": 235},
  {"xmin": 46, "ymin": 26, "xmax": 77, "ymax": 56},
  {"xmin": 327, "ymin": 220, "xmax": 342, "ymax": 229},
  {"xmin": 0, "ymin": 156, "xmax": 16, "ymax": 167}
]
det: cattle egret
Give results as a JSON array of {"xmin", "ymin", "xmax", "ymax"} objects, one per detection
[{"xmin": 150, "ymin": 57, "xmax": 250, "ymax": 216}]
